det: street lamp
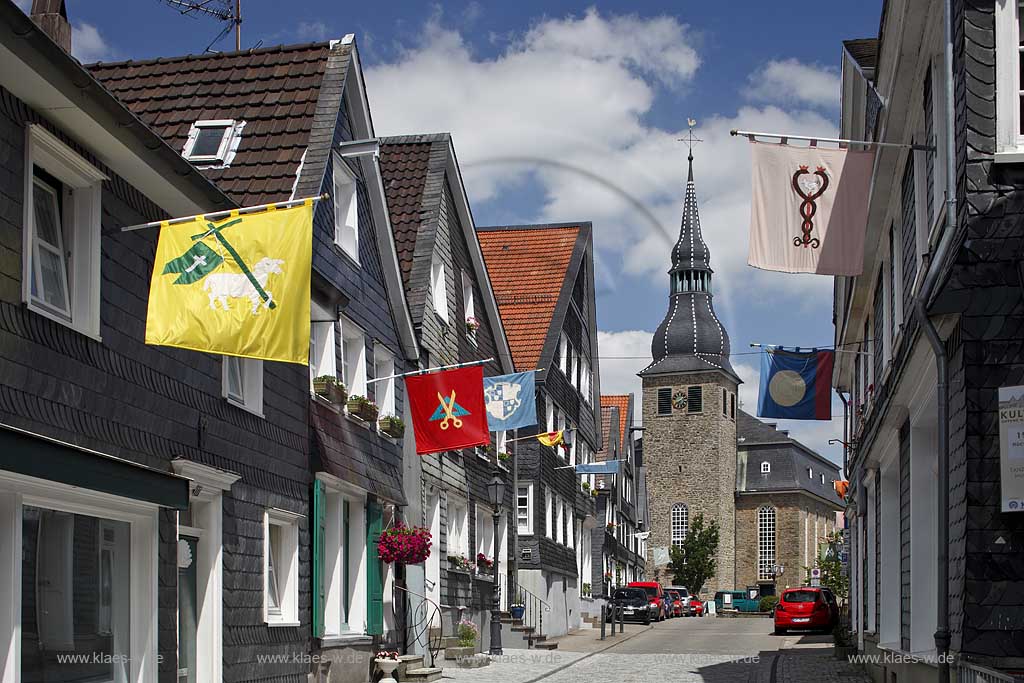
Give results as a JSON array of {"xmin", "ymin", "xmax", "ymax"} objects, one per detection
[{"xmin": 486, "ymin": 471, "xmax": 506, "ymax": 656}]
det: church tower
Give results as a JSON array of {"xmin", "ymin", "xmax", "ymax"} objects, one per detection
[{"xmin": 639, "ymin": 150, "xmax": 740, "ymax": 594}]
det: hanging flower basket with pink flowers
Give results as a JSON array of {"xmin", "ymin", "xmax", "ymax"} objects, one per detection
[{"xmin": 377, "ymin": 522, "xmax": 432, "ymax": 565}]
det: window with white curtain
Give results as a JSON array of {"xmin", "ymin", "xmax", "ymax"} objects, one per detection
[
  {"xmin": 309, "ymin": 301, "xmax": 337, "ymax": 387},
  {"xmin": 556, "ymin": 497, "xmax": 565, "ymax": 545},
  {"xmin": 265, "ymin": 508, "xmax": 300, "ymax": 625},
  {"xmin": 339, "ymin": 316, "xmax": 366, "ymax": 398},
  {"xmin": 431, "ymin": 256, "xmax": 448, "ymax": 322},
  {"xmin": 447, "ymin": 497, "xmax": 469, "ymax": 557},
  {"xmin": 559, "ymin": 333, "xmax": 569, "ymax": 374},
  {"xmin": 333, "ymin": 154, "xmax": 359, "ymax": 261},
  {"xmin": 373, "ymin": 344, "xmax": 395, "ymax": 417},
  {"xmin": 545, "ymin": 488, "xmax": 553, "ymax": 538}
]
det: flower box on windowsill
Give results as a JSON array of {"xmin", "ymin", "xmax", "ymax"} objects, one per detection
[
  {"xmin": 447, "ymin": 567, "xmax": 472, "ymax": 578},
  {"xmin": 313, "ymin": 377, "xmax": 347, "ymax": 407},
  {"xmin": 346, "ymin": 396, "xmax": 379, "ymax": 423},
  {"xmin": 378, "ymin": 416, "xmax": 405, "ymax": 439},
  {"xmin": 474, "ymin": 572, "xmax": 494, "ymax": 582}
]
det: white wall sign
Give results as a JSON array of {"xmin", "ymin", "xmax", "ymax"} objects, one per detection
[
  {"xmin": 652, "ymin": 546, "xmax": 670, "ymax": 566},
  {"xmin": 999, "ymin": 385, "xmax": 1024, "ymax": 512}
]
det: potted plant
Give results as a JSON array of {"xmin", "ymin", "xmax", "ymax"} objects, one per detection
[
  {"xmin": 497, "ymin": 451, "xmax": 511, "ymax": 465},
  {"xmin": 378, "ymin": 415, "xmax": 405, "ymax": 439},
  {"xmin": 447, "ymin": 554, "xmax": 472, "ymax": 571},
  {"xmin": 510, "ymin": 603, "xmax": 525, "ymax": 620},
  {"xmin": 457, "ymin": 617, "xmax": 479, "ymax": 648},
  {"xmin": 374, "ymin": 650, "xmax": 401, "ymax": 683},
  {"xmin": 581, "ymin": 481, "xmax": 591, "ymax": 492},
  {"xmin": 591, "ymin": 489, "xmax": 599, "ymax": 498},
  {"xmin": 476, "ymin": 552, "xmax": 494, "ymax": 573},
  {"xmin": 313, "ymin": 375, "xmax": 346, "ymax": 405},
  {"xmin": 465, "ymin": 315, "xmax": 480, "ymax": 335},
  {"xmin": 606, "ymin": 522, "xmax": 617, "ymax": 532},
  {"xmin": 377, "ymin": 522, "xmax": 431, "ymax": 565},
  {"xmin": 582, "ymin": 582, "xmax": 591, "ymax": 598},
  {"xmin": 346, "ymin": 395, "xmax": 379, "ymax": 422}
]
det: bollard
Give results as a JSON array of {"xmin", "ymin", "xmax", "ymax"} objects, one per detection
[
  {"xmin": 600, "ymin": 601, "xmax": 606, "ymax": 640},
  {"xmin": 618, "ymin": 603, "xmax": 624, "ymax": 633}
]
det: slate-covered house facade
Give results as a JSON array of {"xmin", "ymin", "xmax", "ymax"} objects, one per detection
[
  {"xmin": 378, "ymin": 134, "xmax": 516, "ymax": 650},
  {"xmin": 478, "ymin": 223, "xmax": 601, "ymax": 637},
  {"xmin": 835, "ymin": 3, "xmax": 1024, "ymax": 680},
  {"xmin": 90, "ymin": 34, "xmax": 421, "ymax": 683},
  {"xmin": 734, "ymin": 411, "xmax": 842, "ymax": 594},
  {"xmin": 0, "ymin": 3, "xmax": 315, "ymax": 682},
  {"xmin": 591, "ymin": 394, "xmax": 646, "ymax": 594}
]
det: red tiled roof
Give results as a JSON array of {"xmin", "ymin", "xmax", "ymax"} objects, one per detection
[
  {"xmin": 88, "ymin": 42, "xmax": 335, "ymax": 206},
  {"xmin": 601, "ymin": 394, "xmax": 630, "ymax": 451},
  {"xmin": 378, "ymin": 140, "xmax": 433, "ymax": 287},
  {"xmin": 477, "ymin": 226, "xmax": 580, "ymax": 371}
]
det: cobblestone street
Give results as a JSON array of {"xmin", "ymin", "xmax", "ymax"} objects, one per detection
[{"xmin": 442, "ymin": 616, "xmax": 870, "ymax": 683}]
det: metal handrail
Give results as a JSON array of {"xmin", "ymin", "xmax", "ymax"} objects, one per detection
[
  {"xmin": 502, "ymin": 573, "xmax": 551, "ymax": 639},
  {"xmin": 392, "ymin": 583, "xmax": 445, "ymax": 667},
  {"xmin": 958, "ymin": 661, "xmax": 1016, "ymax": 683}
]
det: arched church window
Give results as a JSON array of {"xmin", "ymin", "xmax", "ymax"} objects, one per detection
[
  {"xmin": 757, "ymin": 506, "xmax": 777, "ymax": 580},
  {"xmin": 671, "ymin": 503, "xmax": 688, "ymax": 546}
]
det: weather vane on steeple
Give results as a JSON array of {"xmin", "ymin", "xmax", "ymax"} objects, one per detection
[{"xmin": 678, "ymin": 118, "xmax": 702, "ymax": 161}]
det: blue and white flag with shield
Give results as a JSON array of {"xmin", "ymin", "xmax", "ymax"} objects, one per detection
[{"xmin": 483, "ymin": 372, "xmax": 536, "ymax": 431}]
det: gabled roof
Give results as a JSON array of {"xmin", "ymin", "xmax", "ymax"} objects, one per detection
[
  {"xmin": 736, "ymin": 409, "xmax": 842, "ymax": 473},
  {"xmin": 88, "ymin": 36, "xmax": 420, "ymax": 361},
  {"xmin": 379, "ymin": 133, "xmax": 514, "ymax": 373},
  {"xmin": 601, "ymin": 394, "xmax": 631, "ymax": 452},
  {"xmin": 477, "ymin": 223, "xmax": 586, "ymax": 372},
  {"xmin": 597, "ymin": 404, "xmax": 619, "ymax": 460},
  {"xmin": 89, "ymin": 42, "xmax": 336, "ymax": 207}
]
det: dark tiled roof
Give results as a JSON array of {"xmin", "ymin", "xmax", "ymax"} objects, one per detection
[
  {"xmin": 478, "ymin": 224, "xmax": 581, "ymax": 371},
  {"xmin": 88, "ymin": 42, "xmax": 337, "ymax": 206},
  {"xmin": 310, "ymin": 400, "xmax": 406, "ymax": 505},
  {"xmin": 843, "ymin": 38, "xmax": 879, "ymax": 71},
  {"xmin": 378, "ymin": 137, "xmax": 438, "ymax": 286}
]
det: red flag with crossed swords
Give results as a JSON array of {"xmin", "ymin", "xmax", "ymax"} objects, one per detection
[{"xmin": 405, "ymin": 366, "xmax": 489, "ymax": 455}]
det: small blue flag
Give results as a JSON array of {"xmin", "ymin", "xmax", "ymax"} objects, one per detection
[
  {"xmin": 575, "ymin": 461, "xmax": 620, "ymax": 475},
  {"xmin": 757, "ymin": 346, "xmax": 835, "ymax": 420},
  {"xmin": 483, "ymin": 372, "xmax": 537, "ymax": 431}
]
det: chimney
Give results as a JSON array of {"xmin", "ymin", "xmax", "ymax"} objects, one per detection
[{"xmin": 30, "ymin": 0, "xmax": 71, "ymax": 54}]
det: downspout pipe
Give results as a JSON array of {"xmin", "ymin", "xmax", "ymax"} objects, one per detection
[
  {"xmin": 839, "ymin": 391, "xmax": 850, "ymax": 479},
  {"xmin": 912, "ymin": 0, "xmax": 956, "ymax": 680}
]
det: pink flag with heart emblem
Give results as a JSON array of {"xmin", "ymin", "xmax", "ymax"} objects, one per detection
[{"xmin": 747, "ymin": 141, "xmax": 875, "ymax": 276}]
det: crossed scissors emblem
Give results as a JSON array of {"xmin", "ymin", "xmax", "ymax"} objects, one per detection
[{"xmin": 436, "ymin": 391, "xmax": 463, "ymax": 430}]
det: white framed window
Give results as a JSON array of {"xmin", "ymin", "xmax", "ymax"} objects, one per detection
[
  {"xmin": 559, "ymin": 333, "xmax": 569, "ymax": 374},
  {"xmin": 546, "ymin": 401, "xmax": 555, "ymax": 433},
  {"xmin": 264, "ymin": 508, "xmax": 301, "ymax": 625},
  {"xmin": 556, "ymin": 411, "xmax": 566, "ymax": 457},
  {"xmin": 556, "ymin": 497, "xmax": 565, "ymax": 545},
  {"xmin": 461, "ymin": 270, "xmax": 476, "ymax": 341},
  {"xmin": 761, "ymin": 461, "xmax": 771, "ymax": 474},
  {"xmin": 821, "ymin": 473, "xmax": 826, "ymax": 485},
  {"xmin": 580, "ymin": 356, "xmax": 592, "ymax": 403},
  {"xmin": 475, "ymin": 503, "xmax": 495, "ymax": 563},
  {"xmin": 373, "ymin": 344, "xmax": 396, "ymax": 418},
  {"xmin": 996, "ymin": 1, "xmax": 1024, "ymax": 157},
  {"xmin": 569, "ymin": 345, "xmax": 578, "ymax": 388},
  {"xmin": 671, "ymin": 503, "xmax": 688, "ymax": 546},
  {"xmin": 566, "ymin": 507, "xmax": 574, "ymax": 548},
  {"xmin": 339, "ymin": 316, "xmax": 367, "ymax": 399},
  {"xmin": 568, "ymin": 420, "xmax": 577, "ymax": 465},
  {"xmin": 757, "ymin": 506, "xmax": 777, "ymax": 580},
  {"xmin": 807, "ymin": 467, "xmax": 813, "ymax": 479},
  {"xmin": 447, "ymin": 496, "xmax": 469, "ymax": 557},
  {"xmin": 182, "ymin": 119, "xmax": 244, "ymax": 166},
  {"xmin": 23, "ymin": 124, "xmax": 105, "ymax": 339},
  {"xmin": 545, "ymin": 487, "xmax": 553, "ymax": 538},
  {"xmin": 496, "ymin": 430, "xmax": 508, "ymax": 455},
  {"xmin": 430, "ymin": 256, "xmax": 448, "ymax": 322},
  {"xmin": 223, "ymin": 357, "xmax": 264, "ymax": 417},
  {"xmin": 333, "ymin": 154, "xmax": 359, "ymax": 261},
  {"xmin": 0, "ymin": 472, "xmax": 160, "ymax": 683},
  {"xmin": 517, "ymin": 483, "xmax": 534, "ymax": 535},
  {"xmin": 316, "ymin": 474, "xmax": 369, "ymax": 637},
  {"xmin": 310, "ymin": 300, "xmax": 337, "ymax": 388}
]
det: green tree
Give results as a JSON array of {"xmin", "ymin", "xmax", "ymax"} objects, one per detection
[
  {"xmin": 668, "ymin": 513, "xmax": 720, "ymax": 594},
  {"xmin": 804, "ymin": 531, "xmax": 849, "ymax": 607}
]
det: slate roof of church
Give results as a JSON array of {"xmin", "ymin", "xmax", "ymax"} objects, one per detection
[
  {"xmin": 477, "ymin": 223, "xmax": 584, "ymax": 372},
  {"xmin": 641, "ymin": 153, "xmax": 738, "ymax": 381},
  {"xmin": 88, "ymin": 41, "xmax": 342, "ymax": 206}
]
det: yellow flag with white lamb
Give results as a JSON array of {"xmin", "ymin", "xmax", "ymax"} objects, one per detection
[{"xmin": 145, "ymin": 200, "xmax": 312, "ymax": 364}]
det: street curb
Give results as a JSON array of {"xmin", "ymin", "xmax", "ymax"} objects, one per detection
[{"xmin": 518, "ymin": 625, "xmax": 654, "ymax": 683}]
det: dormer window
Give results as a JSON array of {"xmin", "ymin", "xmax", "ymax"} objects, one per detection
[
  {"xmin": 182, "ymin": 120, "xmax": 244, "ymax": 166},
  {"xmin": 761, "ymin": 461, "xmax": 770, "ymax": 474}
]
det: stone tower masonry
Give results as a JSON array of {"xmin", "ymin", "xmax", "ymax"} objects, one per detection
[{"xmin": 638, "ymin": 151, "xmax": 739, "ymax": 595}]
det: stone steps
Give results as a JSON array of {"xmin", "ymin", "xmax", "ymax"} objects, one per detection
[{"xmin": 404, "ymin": 667, "xmax": 443, "ymax": 682}]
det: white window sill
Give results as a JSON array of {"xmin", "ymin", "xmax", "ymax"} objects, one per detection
[
  {"xmin": 993, "ymin": 151, "xmax": 1024, "ymax": 164},
  {"xmin": 321, "ymin": 632, "xmax": 372, "ymax": 647},
  {"xmin": 266, "ymin": 620, "xmax": 301, "ymax": 628},
  {"xmin": 333, "ymin": 241, "xmax": 361, "ymax": 267},
  {"xmin": 26, "ymin": 302, "xmax": 101, "ymax": 342},
  {"xmin": 344, "ymin": 411, "xmax": 373, "ymax": 430},
  {"xmin": 227, "ymin": 396, "xmax": 264, "ymax": 419},
  {"xmin": 518, "ymin": 530, "xmax": 533, "ymax": 536}
]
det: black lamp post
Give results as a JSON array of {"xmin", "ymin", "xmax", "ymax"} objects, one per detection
[{"xmin": 486, "ymin": 471, "xmax": 506, "ymax": 655}]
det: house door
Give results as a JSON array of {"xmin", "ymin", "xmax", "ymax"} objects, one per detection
[
  {"xmin": 178, "ymin": 535, "xmax": 199, "ymax": 683},
  {"xmin": 36, "ymin": 509, "xmax": 75, "ymax": 651}
]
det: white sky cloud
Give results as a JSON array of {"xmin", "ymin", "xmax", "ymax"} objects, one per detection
[
  {"xmin": 746, "ymin": 58, "xmax": 840, "ymax": 109},
  {"xmin": 72, "ymin": 23, "xmax": 116, "ymax": 62}
]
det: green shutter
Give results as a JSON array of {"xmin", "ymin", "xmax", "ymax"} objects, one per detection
[
  {"xmin": 312, "ymin": 479, "xmax": 326, "ymax": 638},
  {"xmin": 366, "ymin": 501, "xmax": 384, "ymax": 635}
]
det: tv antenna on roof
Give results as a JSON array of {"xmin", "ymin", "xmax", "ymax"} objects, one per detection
[{"xmin": 157, "ymin": 0, "xmax": 242, "ymax": 52}]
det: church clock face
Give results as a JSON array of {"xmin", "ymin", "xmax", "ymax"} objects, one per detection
[{"xmin": 672, "ymin": 391, "xmax": 687, "ymax": 410}]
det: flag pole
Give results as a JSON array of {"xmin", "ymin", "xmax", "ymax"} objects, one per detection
[
  {"xmin": 367, "ymin": 357, "xmax": 495, "ymax": 385},
  {"xmin": 749, "ymin": 342, "xmax": 871, "ymax": 357},
  {"xmin": 120, "ymin": 193, "xmax": 330, "ymax": 232},
  {"xmin": 729, "ymin": 129, "xmax": 935, "ymax": 152},
  {"xmin": 503, "ymin": 427, "xmax": 576, "ymax": 445},
  {"xmin": 553, "ymin": 458, "xmax": 625, "ymax": 471}
]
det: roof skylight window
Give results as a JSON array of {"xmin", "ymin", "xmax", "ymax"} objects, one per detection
[{"xmin": 182, "ymin": 119, "xmax": 244, "ymax": 166}]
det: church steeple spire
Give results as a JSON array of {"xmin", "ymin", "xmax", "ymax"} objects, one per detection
[{"xmin": 640, "ymin": 148, "xmax": 737, "ymax": 380}]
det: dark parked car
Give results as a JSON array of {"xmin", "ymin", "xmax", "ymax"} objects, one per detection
[
  {"xmin": 628, "ymin": 581, "xmax": 668, "ymax": 621},
  {"xmin": 607, "ymin": 587, "xmax": 658, "ymax": 624}
]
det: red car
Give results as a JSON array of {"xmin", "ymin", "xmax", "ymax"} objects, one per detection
[
  {"xmin": 690, "ymin": 597, "xmax": 705, "ymax": 616},
  {"xmin": 774, "ymin": 587, "xmax": 837, "ymax": 634},
  {"xmin": 628, "ymin": 581, "xmax": 667, "ymax": 621},
  {"xmin": 666, "ymin": 590, "xmax": 685, "ymax": 617}
]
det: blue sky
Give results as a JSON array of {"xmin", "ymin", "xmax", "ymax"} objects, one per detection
[{"xmin": 27, "ymin": 1, "xmax": 882, "ymax": 466}]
